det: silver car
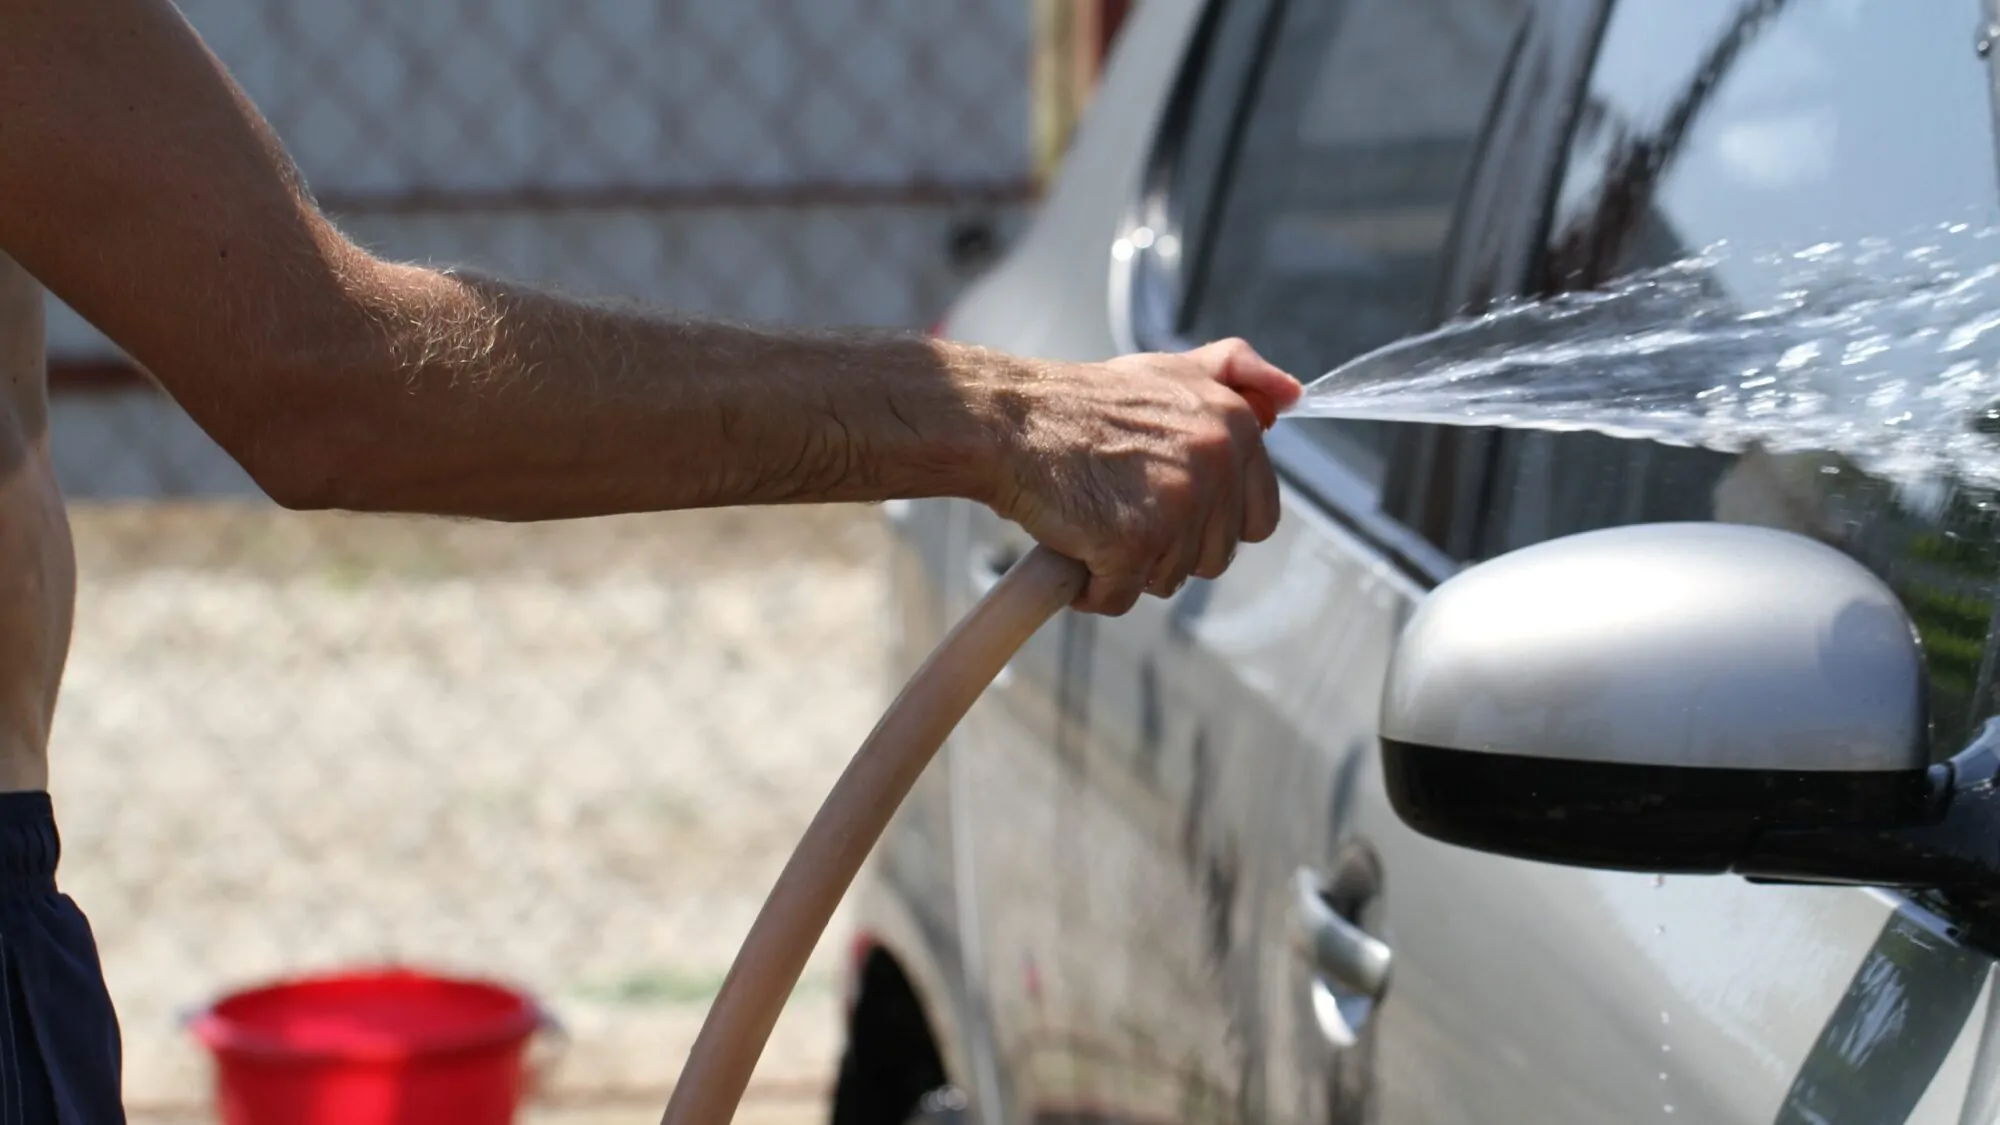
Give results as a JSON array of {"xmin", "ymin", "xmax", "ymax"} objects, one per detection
[{"xmin": 835, "ymin": 1, "xmax": 2000, "ymax": 1122}]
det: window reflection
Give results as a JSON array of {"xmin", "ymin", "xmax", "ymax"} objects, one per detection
[{"xmin": 1179, "ymin": 0, "xmax": 1529, "ymax": 489}]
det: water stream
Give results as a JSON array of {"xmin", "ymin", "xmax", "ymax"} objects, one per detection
[{"xmin": 1287, "ymin": 226, "xmax": 2000, "ymax": 489}]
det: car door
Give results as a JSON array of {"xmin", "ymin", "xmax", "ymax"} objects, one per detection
[
  {"xmin": 1338, "ymin": 2, "xmax": 2000, "ymax": 1123},
  {"xmin": 933, "ymin": 3, "xmax": 1240, "ymax": 1121},
  {"xmin": 944, "ymin": 0, "xmax": 1531, "ymax": 1117},
  {"xmin": 1108, "ymin": 1, "xmax": 1539, "ymax": 1122}
]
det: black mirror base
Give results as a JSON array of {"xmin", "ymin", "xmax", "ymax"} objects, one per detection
[
  {"xmin": 1739, "ymin": 738, "xmax": 2000, "ymax": 948},
  {"xmin": 1381, "ymin": 739, "xmax": 1942, "ymax": 874},
  {"xmin": 1385, "ymin": 731, "xmax": 2000, "ymax": 952}
]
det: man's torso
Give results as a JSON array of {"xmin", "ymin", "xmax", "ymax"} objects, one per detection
[{"xmin": 0, "ymin": 253, "xmax": 75, "ymax": 792}]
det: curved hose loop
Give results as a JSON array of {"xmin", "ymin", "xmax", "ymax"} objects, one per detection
[{"xmin": 660, "ymin": 545, "xmax": 1089, "ymax": 1125}]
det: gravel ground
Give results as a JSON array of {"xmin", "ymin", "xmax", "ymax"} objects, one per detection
[{"xmin": 49, "ymin": 503, "xmax": 894, "ymax": 1121}]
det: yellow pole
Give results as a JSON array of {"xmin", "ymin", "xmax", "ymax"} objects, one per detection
[{"xmin": 1031, "ymin": 0, "xmax": 1078, "ymax": 189}]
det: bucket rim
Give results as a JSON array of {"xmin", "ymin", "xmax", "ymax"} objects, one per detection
[{"xmin": 187, "ymin": 965, "xmax": 545, "ymax": 1064}]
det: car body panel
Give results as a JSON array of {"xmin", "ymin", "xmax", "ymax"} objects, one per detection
[{"xmin": 860, "ymin": 1, "xmax": 2000, "ymax": 1122}]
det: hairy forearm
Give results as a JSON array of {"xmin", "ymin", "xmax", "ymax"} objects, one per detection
[{"xmin": 244, "ymin": 256, "xmax": 1028, "ymax": 520}]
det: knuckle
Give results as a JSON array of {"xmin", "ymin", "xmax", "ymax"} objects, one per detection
[
  {"xmin": 1254, "ymin": 506, "xmax": 1283, "ymax": 541},
  {"xmin": 1095, "ymin": 551, "xmax": 1141, "ymax": 590},
  {"xmin": 1137, "ymin": 528, "xmax": 1181, "ymax": 568},
  {"xmin": 1079, "ymin": 573, "xmax": 1124, "ymax": 612},
  {"xmin": 1197, "ymin": 539, "xmax": 1238, "ymax": 581},
  {"xmin": 1212, "ymin": 337, "xmax": 1255, "ymax": 368},
  {"xmin": 1102, "ymin": 584, "xmax": 1143, "ymax": 617},
  {"xmin": 1201, "ymin": 386, "xmax": 1258, "ymax": 435},
  {"xmin": 1191, "ymin": 425, "xmax": 1235, "ymax": 466},
  {"xmin": 1153, "ymin": 471, "xmax": 1199, "ymax": 518},
  {"xmin": 1116, "ymin": 512, "xmax": 1164, "ymax": 555},
  {"xmin": 1226, "ymin": 401, "xmax": 1264, "ymax": 443}
]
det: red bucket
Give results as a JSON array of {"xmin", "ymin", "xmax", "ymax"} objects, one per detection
[{"xmin": 188, "ymin": 967, "xmax": 556, "ymax": 1125}]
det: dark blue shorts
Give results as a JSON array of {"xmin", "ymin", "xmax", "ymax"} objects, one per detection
[{"xmin": 0, "ymin": 792, "xmax": 122, "ymax": 1124}]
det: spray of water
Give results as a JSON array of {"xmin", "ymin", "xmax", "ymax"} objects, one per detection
[{"xmin": 1288, "ymin": 225, "xmax": 2000, "ymax": 489}]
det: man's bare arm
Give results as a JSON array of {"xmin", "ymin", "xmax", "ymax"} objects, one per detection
[{"xmin": 0, "ymin": 0, "xmax": 1299, "ymax": 613}]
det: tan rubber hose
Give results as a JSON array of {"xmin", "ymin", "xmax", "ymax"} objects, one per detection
[{"xmin": 659, "ymin": 543, "xmax": 1089, "ymax": 1125}]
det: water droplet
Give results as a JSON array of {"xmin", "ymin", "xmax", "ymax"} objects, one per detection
[
  {"xmin": 1776, "ymin": 342, "xmax": 1820, "ymax": 371},
  {"xmin": 1655, "ymin": 924, "xmax": 1666, "ymax": 936},
  {"xmin": 1652, "ymin": 875, "xmax": 1666, "ymax": 889},
  {"xmin": 1128, "ymin": 226, "xmax": 1157, "ymax": 251},
  {"xmin": 1662, "ymin": 1043, "xmax": 1672, "ymax": 1053},
  {"xmin": 1664, "ymin": 1105, "xmax": 1676, "ymax": 1115},
  {"xmin": 1659, "ymin": 1072, "xmax": 1669, "ymax": 1082},
  {"xmin": 1660, "ymin": 1011, "xmax": 1671, "ymax": 1025}
]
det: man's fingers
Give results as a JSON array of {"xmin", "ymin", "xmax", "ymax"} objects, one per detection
[
  {"xmin": 1141, "ymin": 539, "xmax": 1194, "ymax": 600},
  {"xmin": 1197, "ymin": 337, "xmax": 1305, "ymax": 414},
  {"xmin": 1238, "ymin": 388, "xmax": 1280, "ymax": 430},
  {"xmin": 1169, "ymin": 508, "xmax": 1205, "ymax": 593},
  {"xmin": 1082, "ymin": 527, "xmax": 1170, "ymax": 615},
  {"xmin": 1196, "ymin": 418, "xmax": 1253, "ymax": 580},
  {"xmin": 1194, "ymin": 494, "xmax": 1240, "ymax": 581},
  {"xmin": 1242, "ymin": 437, "xmax": 1279, "ymax": 544},
  {"xmin": 1144, "ymin": 544, "xmax": 1179, "ymax": 598},
  {"xmin": 1079, "ymin": 569, "xmax": 1146, "ymax": 616},
  {"xmin": 1224, "ymin": 364, "xmax": 1304, "ymax": 417}
]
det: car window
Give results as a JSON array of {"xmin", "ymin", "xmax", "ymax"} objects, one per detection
[
  {"xmin": 1476, "ymin": 0, "xmax": 2000, "ymax": 752},
  {"xmin": 1176, "ymin": 0, "xmax": 1530, "ymax": 492}
]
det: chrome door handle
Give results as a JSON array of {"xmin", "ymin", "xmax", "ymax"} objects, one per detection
[{"xmin": 1293, "ymin": 867, "xmax": 1392, "ymax": 1000}]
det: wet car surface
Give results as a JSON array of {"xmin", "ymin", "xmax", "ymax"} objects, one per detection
[{"xmin": 836, "ymin": 2, "xmax": 2000, "ymax": 1123}]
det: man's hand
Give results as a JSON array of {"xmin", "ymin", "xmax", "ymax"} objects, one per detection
[{"xmin": 984, "ymin": 338, "xmax": 1301, "ymax": 615}]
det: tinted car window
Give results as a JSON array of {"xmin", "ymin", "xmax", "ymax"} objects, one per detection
[
  {"xmin": 1178, "ymin": 0, "xmax": 1529, "ymax": 490},
  {"xmin": 1480, "ymin": 0, "xmax": 2000, "ymax": 750}
]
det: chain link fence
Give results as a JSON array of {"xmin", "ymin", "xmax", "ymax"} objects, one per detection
[{"xmin": 36, "ymin": 1, "xmax": 1058, "ymax": 1118}]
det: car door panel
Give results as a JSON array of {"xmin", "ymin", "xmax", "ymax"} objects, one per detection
[
  {"xmin": 1137, "ymin": 0, "xmax": 1543, "ymax": 1119},
  {"xmin": 932, "ymin": 0, "xmax": 2000, "ymax": 1120},
  {"xmin": 1340, "ymin": 2, "xmax": 2000, "ymax": 1122},
  {"xmin": 1093, "ymin": 485, "xmax": 1429, "ymax": 1125},
  {"xmin": 951, "ymin": 497, "xmax": 1282, "ymax": 1125},
  {"xmin": 1357, "ymin": 795, "xmax": 1993, "ymax": 1122},
  {"xmin": 998, "ymin": 476, "xmax": 1421, "ymax": 1125}
]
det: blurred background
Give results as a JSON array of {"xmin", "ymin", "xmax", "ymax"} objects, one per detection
[{"xmin": 39, "ymin": 1, "xmax": 1131, "ymax": 1120}]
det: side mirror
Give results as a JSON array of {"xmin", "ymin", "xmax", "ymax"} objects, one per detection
[{"xmin": 1378, "ymin": 522, "xmax": 2000, "ymax": 906}]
